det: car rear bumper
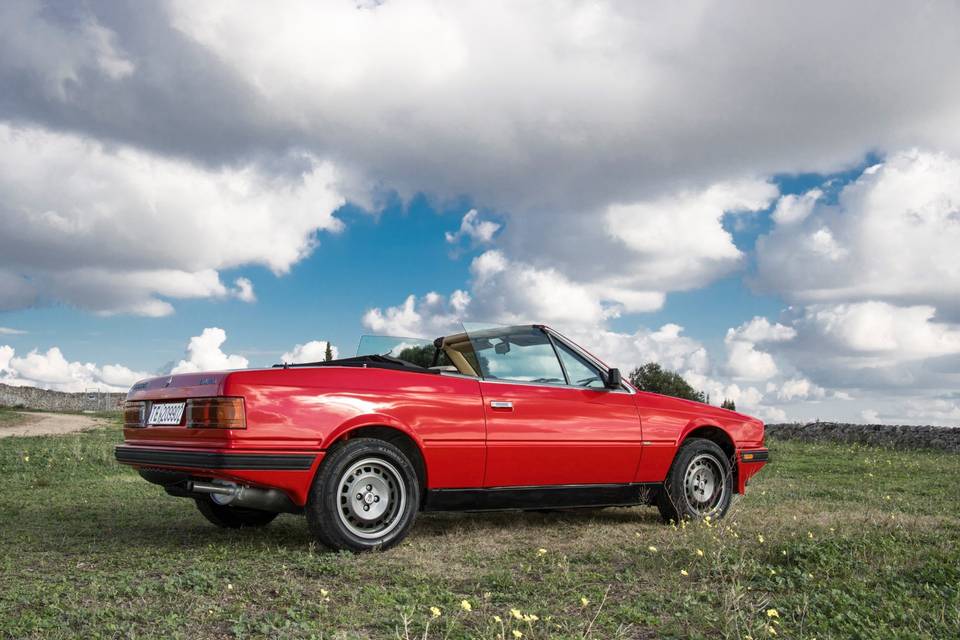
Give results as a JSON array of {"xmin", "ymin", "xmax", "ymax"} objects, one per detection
[
  {"xmin": 115, "ymin": 444, "xmax": 323, "ymax": 506},
  {"xmin": 115, "ymin": 445, "xmax": 316, "ymax": 470}
]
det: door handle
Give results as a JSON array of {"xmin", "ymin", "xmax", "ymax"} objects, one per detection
[{"xmin": 489, "ymin": 401, "xmax": 513, "ymax": 410}]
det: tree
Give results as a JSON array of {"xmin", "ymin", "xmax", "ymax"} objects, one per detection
[
  {"xmin": 628, "ymin": 363, "xmax": 706, "ymax": 403},
  {"xmin": 324, "ymin": 342, "xmax": 334, "ymax": 362},
  {"xmin": 720, "ymin": 398, "xmax": 737, "ymax": 411},
  {"xmin": 396, "ymin": 345, "xmax": 438, "ymax": 368}
]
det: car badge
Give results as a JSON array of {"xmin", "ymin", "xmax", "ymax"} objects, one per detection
[{"xmin": 164, "ymin": 376, "xmax": 173, "ymax": 387}]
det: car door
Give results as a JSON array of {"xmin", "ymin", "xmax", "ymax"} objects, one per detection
[{"xmin": 477, "ymin": 328, "xmax": 644, "ymax": 487}]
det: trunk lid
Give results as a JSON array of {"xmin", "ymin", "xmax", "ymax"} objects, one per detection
[{"xmin": 126, "ymin": 371, "xmax": 236, "ymax": 402}]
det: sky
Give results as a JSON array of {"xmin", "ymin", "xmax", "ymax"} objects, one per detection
[{"xmin": 2, "ymin": 0, "xmax": 960, "ymax": 426}]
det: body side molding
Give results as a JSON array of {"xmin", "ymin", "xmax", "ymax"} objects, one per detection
[{"xmin": 423, "ymin": 482, "xmax": 661, "ymax": 512}]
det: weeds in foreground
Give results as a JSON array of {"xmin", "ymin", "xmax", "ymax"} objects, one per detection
[{"xmin": 1, "ymin": 429, "xmax": 958, "ymax": 639}]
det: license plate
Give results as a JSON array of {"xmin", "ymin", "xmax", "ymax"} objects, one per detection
[{"xmin": 148, "ymin": 402, "xmax": 185, "ymax": 426}]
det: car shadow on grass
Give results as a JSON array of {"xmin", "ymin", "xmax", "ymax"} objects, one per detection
[{"xmin": 37, "ymin": 503, "xmax": 664, "ymax": 554}]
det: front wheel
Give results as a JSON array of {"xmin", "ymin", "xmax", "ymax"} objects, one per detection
[
  {"xmin": 657, "ymin": 438, "xmax": 733, "ymax": 523},
  {"xmin": 306, "ymin": 438, "xmax": 420, "ymax": 552}
]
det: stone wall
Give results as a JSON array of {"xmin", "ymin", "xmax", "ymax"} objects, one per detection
[
  {"xmin": 766, "ymin": 422, "xmax": 960, "ymax": 453},
  {"xmin": 0, "ymin": 383, "xmax": 125, "ymax": 413}
]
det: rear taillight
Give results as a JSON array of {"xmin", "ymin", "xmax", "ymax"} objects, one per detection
[
  {"xmin": 123, "ymin": 401, "xmax": 145, "ymax": 428},
  {"xmin": 186, "ymin": 397, "xmax": 246, "ymax": 429}
]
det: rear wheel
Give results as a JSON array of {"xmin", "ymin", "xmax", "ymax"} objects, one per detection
[
  {"xmin": 195, "ymin": 496, "xmax": 279, "ymax": 528},
  {"xmin": 657, "ymin": 438, "xmax": 732, "ymax": 523},
  {"xmin": 306, "ymin": 438, "xmax": 420, "ymax": 552}
]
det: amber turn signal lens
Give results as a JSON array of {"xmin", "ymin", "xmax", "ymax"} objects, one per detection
[
  {"xmin": 123, "ymin": 401, "xmax": 145, "ymax": 428},
  {"xmin": 186, "ymin": 397, "xmax": 246, "ymax": 429}
]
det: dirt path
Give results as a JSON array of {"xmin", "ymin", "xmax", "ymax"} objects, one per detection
[{"xmin": 0, "ymin": 412, "xmax": 107, "ymax": 438}]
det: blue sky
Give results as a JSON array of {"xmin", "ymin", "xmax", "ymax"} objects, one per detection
[
  {"xmin": 0, "ymin": 174, "xmax": 822, "ymax": 373},
  {"xmin": 2, "ymin": 1, "xmax": 960, "ymax": 426}
]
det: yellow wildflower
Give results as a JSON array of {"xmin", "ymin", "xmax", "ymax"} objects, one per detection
[
  {"xmin": 766, "ymin": 608, "xmax": 779, "ymax": 618},
  {"xmin": 493, "ymin": 615, "xmax": 502, "ymax": 623},
  {"xmin": 226, "ymin": 583, "xmax": 233, "ymax": 591},
  {"xmin": 757, "ymin": 534, "xmax": 765, "ymax": 544},
  {"xmin": 24, "ymin": 456, "xmax": 30, "ymax": 462},
  {"xmin": 512, "ymin": 631, "xmax": 523, "ymax": 639},
  {"xmin": 696, "ymin": 549, "xmax": 704, "ymax": 557},
  {"xmin": 510, "ymin": 608, "xmax": 523, "ymax": 620},
  {"xmin": 768, "ymin": 625, "xmax": 778, "ymax": 636},
  {"xmin": 680, "ymin": 569, "xmax": 689, "ymax": 576},
  {"xmin": 430, "ymin": 606, "xmax": 441, "ymax": 618},
  {"xmin": 580, "ymin": 597, "xmax": 589, "ymax": 607},
  {"xmin": 536, "ymin": 548, "xmax": 547, "ymax": 556},
  {"xmin": 648, "ymin": 545, "xmax": 658, "ymax": 553},
  {"xmin": 460, "ymin": 600, "xmax": 472, "ymax": 612},
  {"xmin": 320, "ymin": 589, "xmax": 329, "ymax": 597},
  {"xmin": 807, "ymin": 531, "xmax": 814, "ymax": 539}
]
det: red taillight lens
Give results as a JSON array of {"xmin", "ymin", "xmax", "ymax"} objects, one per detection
[
  {"xmin": 123, "ymin": 401, "xmax": 145, "ymax": 428},
  {"xmin": 186, "ymin": 397, "xmax": 246, "ymax": 429}
]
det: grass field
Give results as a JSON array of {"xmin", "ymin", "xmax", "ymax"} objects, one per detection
[
  {"xmin": 0, "ymin": 408, "xmax": 30, "ymax": 428},
  {"xmin": 1, "ymin": 424, "xmax": 958, "ymax": 639}
]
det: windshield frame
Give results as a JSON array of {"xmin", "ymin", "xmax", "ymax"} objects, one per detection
[{"xmin": 453, "ymin": 322, "xmax": 633, "ymax": 393}]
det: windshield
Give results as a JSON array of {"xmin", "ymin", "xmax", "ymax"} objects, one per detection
[
  {"xmin": 461, "ymin": 322, "xmax": 566, "ymax": 384},
  {"xmin": 459, "ymin": 322, "xmax": 608, "ymax": 386}
]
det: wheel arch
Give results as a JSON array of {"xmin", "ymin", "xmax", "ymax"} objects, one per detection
[
  {"xmin": 678, "ymin": 422, "xmax": 739, "ymax": 492},
  {"xmin": 323, "ymin": 421, "xmax": 428, "ymax": 498}
]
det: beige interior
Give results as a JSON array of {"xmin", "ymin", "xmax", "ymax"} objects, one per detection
[{"xmin": 439, "ymin": 333, "xmax": 479, "ymax": 377}]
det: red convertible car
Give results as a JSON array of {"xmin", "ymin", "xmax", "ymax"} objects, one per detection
[{"xmin": 116, "ymin": 324, "xmax": 768, "ymax": 551}]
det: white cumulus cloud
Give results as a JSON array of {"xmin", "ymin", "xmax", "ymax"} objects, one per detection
[
  {"xmin": 445, "ymin": 209, "xmax": 500, "ymax": 246},
  {"xmin": 170, "ymin": 327, "xmax": 249, "ymax": 374},
  {"xmin": 756, "ymin": 150, "xmax": 960, "ymax": 317},
  {"xmin": 0, "ymin": 345, "xmax": 148, "ymax": 392},
  {"xmin": 0, "ymin": 123, "xmax": 344, "ymax": 316},
  {"xmin": 281, "ymin": 341, "xmax": 339, "ymax": 364}
]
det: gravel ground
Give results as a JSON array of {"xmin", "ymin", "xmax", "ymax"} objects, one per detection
[{"xmin": 0, "ymin": 411, "xmax": 106, "ymax": 438}]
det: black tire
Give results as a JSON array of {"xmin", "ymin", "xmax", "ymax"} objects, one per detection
[
  {"xmin": 195, "ymin": 496, "xmax": 279, "ymax": 529},
  {"xmin": 656, "ymin": 438, "xmax": 733, "ymax": 523},
  {"xmin": 306, "ymin": 438, "xmax": 420, "ymax": 552}
]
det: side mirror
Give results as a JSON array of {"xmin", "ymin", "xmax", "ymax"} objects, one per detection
[{"xmin": 604, "ymin": 367, "xmax": 622, "ymax": 389}]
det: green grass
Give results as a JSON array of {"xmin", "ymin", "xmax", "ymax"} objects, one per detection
[
  {"xmin": 0, "ymin": 407, "xmax": 32, "ymax": 428},
  {"xmin": 1, "ymin": 426, "xmax": 958, "ymax": 639}
]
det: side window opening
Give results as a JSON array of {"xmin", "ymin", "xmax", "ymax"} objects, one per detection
[{"xmin": 553, "ymin": 340, "xmax": 605, "ymax": 388}]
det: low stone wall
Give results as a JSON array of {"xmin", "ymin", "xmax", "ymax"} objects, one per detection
[
  {"xmin": 0, "ymin": 383, "xmax": 125, "ymax": 413},
  {"xmin": 766, "ymin": 422, "xmax": 960, "ymax": 453}
]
